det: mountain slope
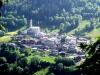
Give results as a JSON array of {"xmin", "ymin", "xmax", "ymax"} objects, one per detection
[{"xmin": 0, "ymin": 0, "xmax": 100, "ymax": 39}]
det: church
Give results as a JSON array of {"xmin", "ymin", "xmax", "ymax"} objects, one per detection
[{"xmin": 27, "ymin": 20, "xmax": 45, "ymax": 38}]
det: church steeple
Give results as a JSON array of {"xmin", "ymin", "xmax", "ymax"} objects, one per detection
[{"xmin": 29, "ymin": 19, "xmax": 33, "ymax": 28}]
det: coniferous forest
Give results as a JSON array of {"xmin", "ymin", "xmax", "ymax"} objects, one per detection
[
  {"xmin": 0, "ymin": 0, "xmax": 100, "ymax": 75},
  {"xmin": 0, "ymin": 0, "xmax": 100, "ymax": 33}
]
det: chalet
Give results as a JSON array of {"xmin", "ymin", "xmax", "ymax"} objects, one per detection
[
  {"xmin": 77, "ymin": 37, "xmax": 90, "ymax": 45},
  {"xmin": 59, "ymin": 51, "xmax": 66, "ymax": 57},
  {"xmin": 67, "ymin": 45, "xmax": 77, "ymax": 53},
  {"xmin": 50, "ymin": 49, "xmax": 59, "ymax": 56},
  {"xmin": 12, "ymin": 35, "xmax": 24, "ymax": 41},
  {"xmin": 32, "ymin": 45, "xmax": 44, "ymax": 50},
  {"xmin": 20, "ymin": 39, "xmax": 38, "ymax": 47},
  {"xmin": 65, "ymin": 35, "xmax": 77, "ymax": 45},
  {"xmin": 40, "ymin": 37, "xmax": 60, "ymax": 49}
]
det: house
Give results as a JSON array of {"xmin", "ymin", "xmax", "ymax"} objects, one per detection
[
  {"xmin": 36, "ymin": 32, "xmax": 46, "ymax": 38},
  {"xmin": 41, "ymin": 37, "xmax": 60, "ymax": 49},
  {"xmin": 12, "ymin": 35, "xmax": 24, "ymax": 41},
  {"xmin": 77, "ymin": 37, "xmax": 90, "ymax": 45},
  {"xmin": 32, "ymin": 45, "xmax": 44, "ymax": 50},
  {"xmin": 67, "ymin": 45, "xmax": 77, "ymax": 53},
  {"xmin": 18, "ymin": 44, "xmax": 28, "ymax": 50},
  {"xmin": 65, "ymin": 35, "xmax": 77, "ymax": 45},
  {"xmin": 19, "ymin": 30, "xmax": 27, "ymax": 35},
  {"xmin": 50, "ymin": 49, "xmax": 59, "ymax": 56},
  {"xmin": 59, "ymin": 51, "xmax": 66, "ymax": 57},
  {"xmin": 20, "ymin": 38, "xmax": 37, "ymax": 47}
]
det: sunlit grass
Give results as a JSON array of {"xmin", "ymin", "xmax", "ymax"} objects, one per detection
[
  {"xmin": 78, "ymin": 20, "xmax": 90, "ymax": 29},
  {"xmin": 86, "ymin": 28, "xmax": 100, "ymax": 42},
  {"xmin": 5, "ymin": 26, "xmax": 26, "ymax": 36},
  {"xmin": 67, "ymin": 20, "xmax": 100, "ymax": 41},
  {"xmin": 67, "ymin": 20, "xmax": 90, "ymax": 35},
  {"xmin": 0, "ymin": 31, "xmax": 17, "ymax": 43},
  {"xmin": 0, "ymin": 36, "xmax": 12, "ymax": 43},
  {"xmin": 41, "ymin": 56, "xmax": 56, "ymax": 63},
  {"xmin": 34, "ymin": 67, "xmax": 49, "ymax": 75},
  {"xmin": 0, "ymin": 27, "xmax": 23, "ymax": 43},
  {"xmin": 6, "ymin": 31, "xmax": 18, "ymax": 36}
]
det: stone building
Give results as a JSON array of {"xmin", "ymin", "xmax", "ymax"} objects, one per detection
[{"xmin": 27, "ymin": 19, "xmax": 41, "ymax": 37}]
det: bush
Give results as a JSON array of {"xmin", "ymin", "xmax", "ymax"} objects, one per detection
[
  {"xmin": 15, "ymin": 66, "xmax": 24, "ymax": 75},
  {"xmin": 0, "ymin": 57, "xmax": 7, "ymax": 64},
  {"xmin": 29, "ymin": 56, "xmax": 41, "ymax": 73},
  {"xmin": 55, "ymin": 57, "xmax": 75, "ymax": 66},
  {"xmin": 17, "ymin": 57, "xmax": 28, "ymax": 68}
]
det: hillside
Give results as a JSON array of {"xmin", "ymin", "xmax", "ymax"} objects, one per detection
[
  {"xmin": 0, "ymin": 1, "xmax": 100, "ymax": 75},
  {"xmin": 0, "ymin": 0, "xmax": 100, "ymax": 40}
]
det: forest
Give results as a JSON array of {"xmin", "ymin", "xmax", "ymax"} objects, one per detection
[{"xmin": 0, "ymin": 0, "xmax": 100, "ymax": 36}]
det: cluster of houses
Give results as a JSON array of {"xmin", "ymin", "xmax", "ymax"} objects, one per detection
[{"xmin": 11, "ymin": 20, "xmax": 91, "ymax": 57}]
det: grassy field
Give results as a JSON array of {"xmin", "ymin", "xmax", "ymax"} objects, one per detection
[
  {"xmin": 6, "ymin": 31, "xmax": 18, "ymax": 36},
  {"xmin": 27, "ymin": 54, "xmax": 56, "ymax": 64},
  {"xmin": 41, "ymin": 56, "xmax": 56, "ymax": 64},
  {"xmin": 0, "ymin": 36, "xmax": 12, "ymax": 43},
  {"xmin": 0, "ymin": 26, "xmax": 27, "ymax": 43},
  {"xmin": 34, "ymin": 67, "xmax": 49, "ymax": 75},
  {"xmin": 0, "ymin": 31, "xmax": 18, "ymax": 43},
  {"xmin": 78, "ymin": 20, "xmax": 90, "ymax": 29},
  {"xmin": 67, "ymin": 20, "xmax": 100, "ymax": 41},
  {"xmin": 86, "ymin": 28, "xmax": 100, "ymax": 41},
  {"xmin": 68, "ymin": 20, "xmax": 90, "ymax": 35}
]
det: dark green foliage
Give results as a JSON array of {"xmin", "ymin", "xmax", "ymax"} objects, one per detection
[
  {"xmin": 56, "ymin": 63, "xmax": 63, "ymax": 71},
  {"xmin": 47, "ymin": 57, "xmax": 76, "ymax": 75},
  {"xmin": 78, "ymin": 39, "xmax": 100, "ymax": 75},
  {"xmin": 1, "ymin": 0, "xmax": 100, "ymax": 32},
  {"xmin": 0, "ymin": 0, "xmax": 2, "ymax": 16},
  {"xmin": 55, "ymin": 57, "xmax": 75, "ymax": 66},
  {"xmin": 17, "ymin": 57, "xmax": 28, "ymax": 68},
  {"xmin": 0, "ymin": 24, "xmax": 6, "ymax": 31},
  {"xmin": 0, "ymin": 43, "xmax": 51, "ymax": 75},
  {"xmin": 0, "ymin": 16, "xmax": 27, "ymax": 31},
  {"xmin": 29, "ymin": 56, "xmax": 41, "ymax": 73},
  {"xmin": 0, "ymin": 57, "xmax": 7, "ymax": 64},
  {"xmin": 48, "ymin": 73, "xmax": 55, "ymax": 75}
]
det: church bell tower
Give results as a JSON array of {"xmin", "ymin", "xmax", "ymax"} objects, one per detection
[{"xmin": 29, "ymin": 19, "xmax": 33, "ymax": 28}]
